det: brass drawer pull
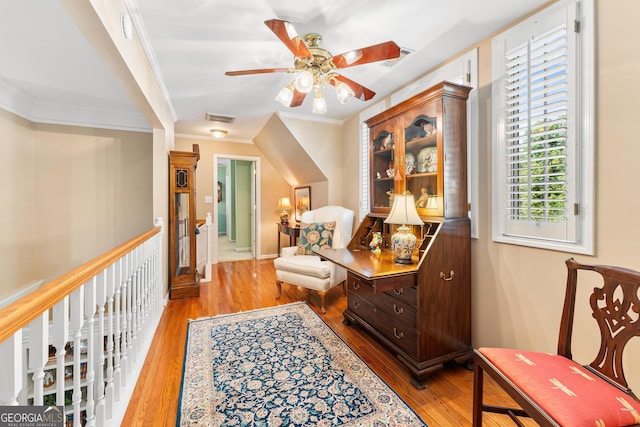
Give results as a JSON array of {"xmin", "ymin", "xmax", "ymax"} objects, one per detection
[
  {"xmin": 352, "ymin": 281, "xmax": 360, "ymax": 290},
  {"xmin": 393, "ymin": 288, "xmax": 404, "ymax": 295},
  {"xmin": 393, "ymin": 304, "xmax": 404, "ymax": 315},
  {"xmin": 353, "ymin": 301, "xmax": 360, "ymax": 309},
  {"xmin": 440, "ymin": 270, "xmax": 455, "ymax": 281},
  {"xmin": 393, "ymin": 328, "xmax": 404, "ymax": 339}
]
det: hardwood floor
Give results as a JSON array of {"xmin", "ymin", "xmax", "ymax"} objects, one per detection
[{"xmin": 122, "ymin": 259, "xmax": 533, "ymax": 426}]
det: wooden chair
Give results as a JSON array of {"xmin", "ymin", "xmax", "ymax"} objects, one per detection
[{"xmin": 473, "ymin": 257, "xmax": 640, "ymax": 426}]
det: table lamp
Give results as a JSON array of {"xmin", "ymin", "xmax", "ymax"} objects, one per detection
[
  {"xmin": 384, "ymin": 193, "xmax": 424, "ymax": 264},
  {"xmin": 277, "ymin": 197, "xmax": 292, "ymax": 224}
]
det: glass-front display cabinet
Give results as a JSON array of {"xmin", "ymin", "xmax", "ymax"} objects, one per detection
[
  {"xmin": 368, "ymin": 81, "xmax": 471, "ymax": 219},
  {"xmin": 169, "ymin": 144, "xmax": 200, "ymax": 299}
]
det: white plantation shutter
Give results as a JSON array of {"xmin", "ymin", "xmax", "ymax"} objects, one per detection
[
  {"xmin": 359, "ymin": 121, "xmax": 370, "ymax": 220},
  {"xmin": 359, "ymin": 102, "xmax": 386, "ymax": 221},
  {"xmin": 492, "ymin": 0, "xmax": 594, "ymax": 254}
]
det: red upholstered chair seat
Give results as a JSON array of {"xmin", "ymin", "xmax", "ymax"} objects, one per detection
[
  {"xmin": 478, "ymin": 347, "xmax": 640, "ymax": 426},
  {"xmin": 473, "ymin": 258, "xmax": 640, "ymax": 426}
]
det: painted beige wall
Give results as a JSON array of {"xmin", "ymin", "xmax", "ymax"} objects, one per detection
[
  {"xmin": 279, "ymin": 116, "xmax": 344, "ymax": 204},
  {"xmin": 341, "ymin": 0, "xmax": 640, "ymax": 390},
  {"xmin": 33, "ymin": 124, "xmax": 153, "ymax": 283},
  {"xmin": 174, "ymin": 138, "xmax": 290, "ymax": 257},
  {"xmin": 0, "ymin": 109, "xmax": 153, "ymax": 298},
  {"xmin": 0, "ymin": 109, "xmax": 36, "ymax": 298}
]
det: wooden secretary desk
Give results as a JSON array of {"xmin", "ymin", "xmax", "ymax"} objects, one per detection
[{"xmin": 317, "ymin": 81, "xmax": 472, "ymax": 389}]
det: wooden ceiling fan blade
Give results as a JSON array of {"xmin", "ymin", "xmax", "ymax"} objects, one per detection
[
  {"xmin": 225, "ymin": 68, "xmax": 290, "ymax": 76},
  {"xmin": 331, "ymin": 41, "xmax": 401, "ymax": 69},
  {"xmin": 330, "ymin": 75, "xmax": 376, "ymax": 101},
  {"xmin": 264, "ymin": 19, "xmax": 312, "ymax": 59},
  {"xmin": 289, "ymin": 89, "xmax": 307, "ymax": 107}
]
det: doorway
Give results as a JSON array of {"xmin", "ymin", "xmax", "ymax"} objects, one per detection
[{"xmin": 213, "ymin": 155, "xmax": 260, "ymax": 263}]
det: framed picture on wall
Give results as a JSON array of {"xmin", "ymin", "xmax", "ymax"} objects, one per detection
[{"xmin": 294, "ymin": 186, "xmax": 311, "ymax": 222}]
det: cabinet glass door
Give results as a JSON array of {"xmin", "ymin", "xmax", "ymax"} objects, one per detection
[
  {"xmin": 371, "ymin": 127, "xmax": 397, "ymax": 211},
  {"xmin": 403, "ymin": 109, "xmax": 441, "ymax": 216}
]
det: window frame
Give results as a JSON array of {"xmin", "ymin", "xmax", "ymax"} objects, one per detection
[{"xmin": 491, "ymin": 0, "xmax": 594, "ymax": 255}]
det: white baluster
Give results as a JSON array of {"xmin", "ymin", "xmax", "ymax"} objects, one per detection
[
  {"xmin": 105, "ymin": 262, "xmax": 116, "ymax": 416},
  {"xmin": 27, "ymin": 313, "xmax": 49, "ymax": 406},
  {"xmin": 95, "ymin": 270, "xmax": 108, "ymax": 425},
  {"xmin": 0, "ymin": 331, "xmax": 23, "ymax": 405},
  {"xmin": 203, "ymin": 213, "xmax": 213, "ymax": 282},
  {"xmin": 52, "ymin": 297, "xmax": 69, "ymax": 409},
  {"xmin": 70, "ymin": 287, "xmax": 85, "ymax": 426},
  {"xmin": 113, "ymin": 256, "xmax": 123, "ymax": 396},
  {"xmin": 84, "ymin": 277, "xmax": 97, "ymax": 427},
  {"xmin": 129, "ymin": 248, "xmax": 138, "ymax": 366},
  {"xmin": 124, "ymin": 251, "xmax": 132, "ymax": 377}
]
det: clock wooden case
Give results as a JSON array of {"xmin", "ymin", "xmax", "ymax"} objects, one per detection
[{"xmin": 168, "ymin": 144, "xmax": 200, "ymax": 299}]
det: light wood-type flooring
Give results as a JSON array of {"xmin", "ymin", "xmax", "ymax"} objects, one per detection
[{"xmin": 122, "ymin": 259, "xmax": 534, "ymax": 426}]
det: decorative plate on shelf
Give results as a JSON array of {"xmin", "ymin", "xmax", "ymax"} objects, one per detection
[
  {"xmin": 417, "ymin": 147, "xmax": 437, "ymax": 173},
  {"xmin": 405, "ymin": 153, "xmax": 416, "ymax": 174}
]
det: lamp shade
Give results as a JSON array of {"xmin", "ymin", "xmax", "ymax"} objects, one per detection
[
  {"xmin": 277, "ymin": 197, "xmax": 292, "ymax": 210},
  {"xmin": 384, "ymin": 194, "xmax": 423, "ymax": 226}
]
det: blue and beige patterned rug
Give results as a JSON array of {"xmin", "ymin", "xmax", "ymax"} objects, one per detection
[{"xmin": 177, "ymin": 302, "xmax": 426, "ymax": 426}]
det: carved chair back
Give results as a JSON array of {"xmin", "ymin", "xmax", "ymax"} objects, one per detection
[{"xmin": 559, "ymin": 258, "xmax": 640, "ymax": 394}]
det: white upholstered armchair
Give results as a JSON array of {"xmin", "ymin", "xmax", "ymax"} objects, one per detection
[{"xmin": 274, "ymin": 205, "xmax": 354, "ymax": 313}]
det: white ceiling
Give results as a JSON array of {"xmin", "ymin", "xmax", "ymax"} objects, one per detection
[{"xmin": 0, "ymin": 0, "xmax": 551, "ymax": 141}]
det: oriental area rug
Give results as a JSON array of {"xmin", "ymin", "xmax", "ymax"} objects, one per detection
[{"xmin": 177, "ymin": 302, "xmax": 426, "ymax": 426}]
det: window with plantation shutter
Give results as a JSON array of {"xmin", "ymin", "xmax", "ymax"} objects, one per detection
[
  {"xmin": 359, "ymin": 102, "xmax": 386, "ymax": 222},
  {"xmin": 492, "ymin": 0, "xmax": 594, "ymax": 254}
]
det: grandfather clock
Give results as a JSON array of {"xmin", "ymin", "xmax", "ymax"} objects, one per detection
[{"xmin": 168, "ymin": 144, "xmax": 200, "ymax": 299}]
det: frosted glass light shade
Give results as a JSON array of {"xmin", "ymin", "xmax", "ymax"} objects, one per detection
[
  {"xmin": 294, "ymin": 70, "xmax": 314, "ymax": 93},
  {"xmin": 335, "ymin": 81, "xmax": 355, "ymax": 104},
  {"xmin": 312, "ymin": 92, "xmax": 327, "ymax": 114},
  {"xmin": 275, "ymin": 84, "xmax": 294, "ymax": 106}
]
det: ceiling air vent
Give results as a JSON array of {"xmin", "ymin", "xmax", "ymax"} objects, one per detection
[
  {"xmin": 205, "ymin": 113, "xmax": 236, "ymax": 123},
  {"xmin": 382, "ymin": 47, "xmax": 413, "ymax": 67}
]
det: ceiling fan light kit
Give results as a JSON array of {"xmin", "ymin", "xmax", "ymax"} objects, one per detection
[{"xmin": 226, "ymin": 19, "xmax": 400, "ymax": 114}]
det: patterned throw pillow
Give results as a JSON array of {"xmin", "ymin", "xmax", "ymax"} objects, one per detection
[{"xmin": 296, "ymin": 221, "xmax": 336, "ymax": 255}]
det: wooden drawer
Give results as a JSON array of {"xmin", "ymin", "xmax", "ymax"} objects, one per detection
[
  {"xmin": 372, "ymin": 293, "xmax": 416, "ymax": 328},
  {"xmin": 347, "ymin": 292, "xmax": 377, "ymax": 326},
  {"xmin": 348, "ymin": 273, "xmax": 416, "ymax": 328},
  {"xmin": 386, "ymin": 286, "xmax": 417, "ymax": 305},
  {"xmin": 348, "ymin": 273, "xmax": 416, "ymax": 303},
  {"xmin": 367, "ymin": 308, "xmax": 419, "ymax": 357}
]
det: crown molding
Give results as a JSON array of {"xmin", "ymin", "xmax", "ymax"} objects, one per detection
[{"xmin": 0, "ymin": 77, "xmax": 151, "ymax": 132}]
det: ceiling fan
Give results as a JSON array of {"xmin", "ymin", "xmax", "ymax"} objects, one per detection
[{"xmin": 225, "ymin": 19, "xmax": 401, "ymax": 113}]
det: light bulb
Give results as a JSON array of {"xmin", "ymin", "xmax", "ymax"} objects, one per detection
[
  {"xmin": 275, "ymin": 84, "xmax": 294, "ymax": 107},
  {"xmin": 335, "ymin": 81, "xmax": 355, "ymax": 104},
  {"xmin": 294, "ymin": 70, "xmax": 314, "ymax": 93},
  {"xmin": 312, "ymin": 90, "xmax": 327, "ymax": 114}
]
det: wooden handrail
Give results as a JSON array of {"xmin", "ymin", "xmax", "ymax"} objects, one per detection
[{"xmin": 0, "ymin": 226, "xmax": 162, "ymax": 344}]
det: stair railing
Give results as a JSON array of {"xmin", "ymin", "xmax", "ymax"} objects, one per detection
[{"xmin": 0, "ymin": 219, "xmax": 165, "ymax": 427}]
